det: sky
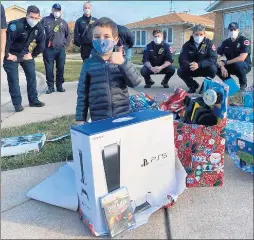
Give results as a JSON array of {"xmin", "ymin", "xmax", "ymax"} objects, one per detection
[{"xmin": 2, "ymin": 1, "xmax": 215, "ymax": 25}]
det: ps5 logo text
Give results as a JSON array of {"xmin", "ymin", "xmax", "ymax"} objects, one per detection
[{"xmin": 141, "ymin": 153, "xmax": 168, "ymax": 167}]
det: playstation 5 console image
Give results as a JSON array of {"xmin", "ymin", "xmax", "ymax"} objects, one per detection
[{"xmin": 71, "ymin": 110, "xmax": 178, "ymax": 236}]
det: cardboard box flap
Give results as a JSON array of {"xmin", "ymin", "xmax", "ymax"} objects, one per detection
[{"xmin": 71, "ymin": 110, "xmax": 172, "ymax": 136}]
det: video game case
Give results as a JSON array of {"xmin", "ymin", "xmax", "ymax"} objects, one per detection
[{"xmin": 101, "ymin": 187, "xmax": 135, "ymax": 238}]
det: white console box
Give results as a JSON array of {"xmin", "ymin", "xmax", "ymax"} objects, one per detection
[{"xmin": 70, "ymin": 110, "xmax": 178, "ymax": 236}]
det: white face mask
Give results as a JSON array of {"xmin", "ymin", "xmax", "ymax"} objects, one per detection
[
  {"xmin": 193, "ymin": 36, "xmax": 204, "ymax": 44},
  {"xmin": 154, "ymin": 37, "xmax": 163, "ymax": 45},
  {"xmin": 53, "ymin": 11, "xmax": 61, "ymax": 18},
  {"xmin": 229, "ymin": 30, "xmax": 239, "ymax": 39},
  {"xmin": 26, "ymin": 17, "xmax": 39, "ymax": 28},
  {"xmin": 84, "ymin": 9, "xmax": 91, "ymax": 15}
]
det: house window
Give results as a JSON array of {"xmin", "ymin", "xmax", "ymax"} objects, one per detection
[
  {"xmin": 132, "ymin": 31, "xmax": 136, "ymax": 45},
  {"xmin": 133, "ymin": 30, "xmax": 147, "ymax": 46},
  {"xmin": 223, "ymin": 9, "xmax": 253, "ymax": 40},
  {"xmin": 162, "ymin": 28, "xmax": 173, "ymax": 43}
]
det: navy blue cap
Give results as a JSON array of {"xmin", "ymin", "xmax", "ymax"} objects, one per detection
[
  {"xmin": 52, "ymin": 3, "xmax": 61, "ymax": 10},
  {"xmin": 228, "ymin": 22, "xmax": 239, "ymax": 30}
]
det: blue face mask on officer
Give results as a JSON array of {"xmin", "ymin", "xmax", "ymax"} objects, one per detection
[{"xmin": 92, "ymin": 39, "xmax": 115, "ymax": 55}]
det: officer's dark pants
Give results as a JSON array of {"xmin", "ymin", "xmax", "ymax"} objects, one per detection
[
  {"xmin": 43, "ymin": 47, "xmax": 66, "ymax": 89},
  {"xmin": 177, "ymin": 64, "xmax": 217, "ymax": 89},
  {"xmin": 81, "ymin": 44, "xmax": 93, "ymax": 62},
  {"xmin": 217, "ymin": 62, "xmax": 251, "ymax": 86},
  {"xmin": 140, "ymin": 65, "xmax": 176, "ymax": 84},
  {"xmin": 3, "ymin": 58, "xmax": 38, "ymax": 107}
]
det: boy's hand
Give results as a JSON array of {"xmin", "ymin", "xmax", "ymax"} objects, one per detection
[
  {"xmin": 110, "ymin": 46, "xmax": 125, "ymax": 65},
  {"xmin": 76, "ymin": 121, "xmax": 85, "ymax": 125}
]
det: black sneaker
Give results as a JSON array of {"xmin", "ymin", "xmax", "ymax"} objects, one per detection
[
  {"xmin": 46, "ymin": 88, "xmax": 55, "ymax": 94},
  {"xmin": 161, "ymin": 80, "xmax": 169, "ymax": 88},
  {"xmin": 14, "ymin": 105, "xmax": 24, "ymax": 112},
  {"xmin": 56, "ymin": 86, "xmax": 66, "ymax": 92},
  {"xmin": 144, "ymin": 80, "xmax": 155, "ymax": 88},
  {"xmin": 29, "ymin": 101, "xmax": 45, "ymax": 107}
]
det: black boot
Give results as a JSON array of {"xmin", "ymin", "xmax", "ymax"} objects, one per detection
[
  {"xmin": 56, "ymin": 86, "xmax": 66, "ymax": 92},
  {"xmin": 188, "ymin": 81, "xmax": 200, "ymax": 94},
  {"xmin": 14, "ymin": 105, "xmax": 24, "ymax": 112},
  {"xmin": 29, "ymin": 100, "xmax": 45, "ymax": 107},
  {"xmin": 144, "ymin": 79, "xmax": 155, "ymax": 88},
  {"xmin": 46, "ymin": 87, "xmax": 55, "ymax": 94},
  {"xmin": 161, "ymin": 79, "xmax": 169, "ymax": 88},
  {"xmin": 240, "ymin": 84, "xmax": 247, "ymax": 91}
]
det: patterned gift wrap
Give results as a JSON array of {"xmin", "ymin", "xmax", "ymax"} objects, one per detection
[
  {"xmin": 242, "ymin": 91, "xmax": 254, "ymax": 108},
  {"xmin": 174, "ymin": 118, "xmax": 227, "ymax": 187},
  {"xmin": 129, "ymin": 92, "xmax": 160, "ymax": 112},
  {"xmin": 225, "ymin": 119, "xmax": 254, "ymax": 174},
  {"xmin": 227, "ymin": 106, "xmax": 253, "ymax": 123}
]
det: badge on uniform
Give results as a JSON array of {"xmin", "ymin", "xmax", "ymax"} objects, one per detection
[
  {"xmin": 89, "ymin": 20, "xmax": 95, "ymax": 25},
  {"xmin": 237, "ymin": 43, "xmax": 240, "ymax": 48},
  {"xmin": 158, "ymin": 48, "xmax": 164, "ymax": 54},
  {"xmin": 9, "ymin": 23, "xmax": 16, "ymax": 31},
  {"xmin": 35, "ymin": 30, "xmax": 38, "ymax": 36}
]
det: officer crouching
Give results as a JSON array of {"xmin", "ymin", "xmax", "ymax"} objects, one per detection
[
  {"xmin": 217, "ymin": 22, "xmax": 252, "ymax": 91},
  {"xmin": 141, "ymin": 30, "xmax": 175, "ymax": 88},
  {"xmin": 177, "ymin": 24, "xmax": 217, "ymax": 93},
  {"xmin": 41, "ymin": 3, "xmax": 71, "ymax": 94},
  {"xmin": 3, "ymin": 5, "xmax": 45, "ymax": 112}
]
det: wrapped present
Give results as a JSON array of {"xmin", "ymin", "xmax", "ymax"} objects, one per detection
[
  {"xmin": 227, "ymin": 106, "xmax": 253, "ymax": 123},
  {"xmin": 129, "ymin": 92, "xmax": 160, "ymax": 112},
  {"xmin": 225, "ymin": 119, "xmax": 254, "ymax": 174},
  {"xmin": 174, "ymin": 79, "xmax": 229, "ymax": 187},
  {"xmin": 242, "ymin": 91, "xmax": 253, "ymax": 108}
]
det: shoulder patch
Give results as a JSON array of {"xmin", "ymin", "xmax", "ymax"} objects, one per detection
[
  {"xmin": 169, "ymin": 46, "xmax": 173, "ymax": 53},
  {"xmin": 244, "ymin": 40, "xmax": 250, "ymax": 46},
  {"xmin": 9, "ymin": 23, "xmax": 16, "ymax": 31},
  {"xmin": 212, "ymin": 44, "xmax": 216, "ymax": 51}
]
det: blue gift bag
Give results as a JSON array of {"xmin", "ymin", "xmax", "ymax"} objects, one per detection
[{"xmin": 224, "ymin": 78, "xmax": 240, "ymax": 96}]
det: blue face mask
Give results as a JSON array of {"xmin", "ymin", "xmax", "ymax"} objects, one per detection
[{"xmin": 92, "ymin": 39, "xmax": 115, "ymax": 54}]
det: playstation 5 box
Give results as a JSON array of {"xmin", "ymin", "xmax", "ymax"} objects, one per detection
[{"xmin": 70, "ymin": 110, "xmax": 177, "ymax": 236}]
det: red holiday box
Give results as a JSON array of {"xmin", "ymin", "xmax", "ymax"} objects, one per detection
[{"xmin": 173, "ymin": 79, "xmax": 228, "ymax": 187}]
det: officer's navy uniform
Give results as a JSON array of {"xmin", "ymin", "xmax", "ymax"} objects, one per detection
[
  {"xmin": 141, "ymin": 41, "xmax": 175, "ymax": 87},
  {"xmin": 41, "ymin": 14, "xmax": 70, "ymax": 90},
  {"xmin": 177, "ymin": 36, "xmax": 217, "ymax": 92},
  {"xmin": 74, "ymin": 15, "xmax": 97, "ymax": 61},
  {"xmin": 217, "ymin": 35, "xmax": 252, "ymax": 88},
  {"xmin": 3, "ymin": 18, "xmax": 45, "ymax": 108}
]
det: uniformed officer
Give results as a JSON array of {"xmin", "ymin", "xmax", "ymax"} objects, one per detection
[
  {"xmin": 116, "ymin": 25, "xmax": 134, "ymax": 61},
  {"xmin": 141, "ymin": 29, "xmax": 175, "ymax": 88},
  {"xmin": 1, "ymin": 3, "xmax": 7, "ymax": 64},
  {"xmin": 41, "ymin": 3, "xmax": 71, "ymax": 94},
  {"xmin": 3, "ymin": 5, "xmax": 45, "ymax": 112},
  {"xmin": 217, "ymin": 22, "xmax": 252, "ymax": 90},
  {"xmin": 177, "ymin": 24, "xmax": 217, "ymax": 93},
  {"xmin": 74, "ymin": 1, "xmax": 97, "ymax": 61}
]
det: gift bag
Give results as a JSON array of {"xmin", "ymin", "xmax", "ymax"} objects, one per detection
[
  {"xmin": 225, "ymin": 119, "xmax": 254, "ymax": 174},
  {"xmin": 242, "ymin": 91, "xmax": 254, "ymax": 108},
  {"xmin": 129, "ymin": 92, "xmax": 160, "ymax": 112},
  {"xmin": 227, "ymin": 106, "xmax": 253, "ymax": 123},
  {"xmin": 174, "ymin": 79, "xmax": 229, "ymax": 187}
]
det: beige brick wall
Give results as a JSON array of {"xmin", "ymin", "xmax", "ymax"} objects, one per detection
[
  {"xmin": 213, "ymin": 12, "xmax": 223, "ymax": 46},
  {"xmin": 5, "ymin": 9, "xmax": 26, "ymax": 23}
]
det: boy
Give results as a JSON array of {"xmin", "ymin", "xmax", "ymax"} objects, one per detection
[{"xmin": 76, "ymin": 17, "xmax": 142, "ymax": 123}]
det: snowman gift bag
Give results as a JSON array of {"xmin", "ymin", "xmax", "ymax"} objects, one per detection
[{"xmin": 174, "ymin": 79, "xmax": 229, "ymax": 187}]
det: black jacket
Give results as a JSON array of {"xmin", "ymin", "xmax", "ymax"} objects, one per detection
[
  {"xmin": 5, "ymin": 17, "xmax": 45, "ymax": 58},
  {"xmin": 143, "ymin": 41, "xmax": 174, "ymax": 67},
  {"xmin": 74, "ymin": 15, "xmax": 97, "ymax": 47},
  {"xmin": 76, "ymin": 50, "xmax": 142, "ymax": 122},
  {"xmin": 41, "ymin": 14, "xmax": 70, "ymax": 49},
  {"xmin": 117, "ymin": 25, "xmax": 134, "ymax": 48},
  {"xmin": 217, "ymin": 35, "xmax": 252, "ymax": 65},
  {"xmin": 179, "ymin": 36, "xmax": 217, "ymax": 69}
]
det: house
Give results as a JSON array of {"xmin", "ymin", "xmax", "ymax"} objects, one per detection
[
  {"xmin": 125, "ymin": 12, "xmax": 215, "ymax": 54},
  {"xmin": 206, "ymin": 0, "xmax": 254, "ymax": 46},
  {"xmin": 5, "ymin": 5, "xmax": 26, "ymax": 24}
]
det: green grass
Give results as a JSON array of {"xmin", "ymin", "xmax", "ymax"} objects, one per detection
[
  {"xmin": 1, "ymin": 115, "xmax": 76, "ymax": 171},
  {"xmin": 35, "ymin": 60, "xmax": 83, "ymax": 82}
]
